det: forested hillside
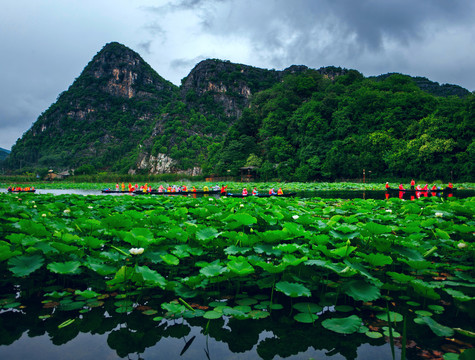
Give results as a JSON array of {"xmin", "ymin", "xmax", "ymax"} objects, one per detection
[
  {"xmin": 215, "ymin": 70, "xmax": 474, "ymax": 180},
  {"xmin": 3, "ymin": 42, "xmax": 473, "ymax": 181}
]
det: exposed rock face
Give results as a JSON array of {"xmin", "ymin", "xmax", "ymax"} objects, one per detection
[{"xmin": 135, "ymin": 153, "xmax": 202, "ymax": 176}]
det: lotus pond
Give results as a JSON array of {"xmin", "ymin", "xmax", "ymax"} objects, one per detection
[{"xmin": 0, "ymin": 193, "xmax": 474, "ymax": 359}]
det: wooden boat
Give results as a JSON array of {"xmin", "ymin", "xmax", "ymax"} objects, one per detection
[
  {"xmin": 225, "ymin": 192, "xmax": 296, "ymax": 198},
  {"xmin": 132, "ymin": 189, "xmax": 221, "ymax": 195},
  {"xmin": 7, "ymin": 189, "xmax": 36, "ymax": 193},
  {"xmin": 386, "ymin": 187, "xmax": 456, "ymax": 194},
  {"xmin": 101, "ymin": 189, "xmax": 134, "ymax": 193}
]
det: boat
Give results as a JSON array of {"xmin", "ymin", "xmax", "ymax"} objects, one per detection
[
  {"xmin": 225, "ymin": 192, "xmax": 296, "ymax": 198},
  {"xmin": 7, "ymin": 189, "xmax": 36, "ymax": 193},
  {"xmin": 132, "ymin": 189, "xmax": 222, "ymax": 195},
  {"xmin": 386, "ymin": 187, "xmax": 456, "ymax": 194},
  {"xmin": 101, "ymin": 189, "xmax": 134, "ymax": 193}
]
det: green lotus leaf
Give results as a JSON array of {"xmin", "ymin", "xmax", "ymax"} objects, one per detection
[
  {"xmin": 224, "ymin": 213, "xmax": 257, "ymax": 226},
  {"xmin": 275, "ymin": 281, "xmax": 311, "ymax": 298},
  {"xmin": 47, "ymin": 261, "xmax": 82, "ymax": 274},
  {"xmin": 227, "ymin": 258, "xmax": 254, "ymax": 276},
  {"xmin": 135, "ymin": 266, "xmax": 167, "ymax": 288},
  {"xmin": 258, "ymin": 230, "xmax": 290, "ymax": 243},
  {"xmin": 376, "ymin": 311, "xmax": 403, "ymax": 323},
  {"xmin": 200, "ymin": 263, "xmax": 228, "ymax": 277},
  {"xmin": 329, "ymin": 245, "xmax": 357, "ymax": 258},
  {"xmin": 275, "ymin": 243, "xmax": 300, "ymax": 253},
  {"xmin": 427, "ymin": 304, "xmax": 444, "ymax": 314},
  {"xmin": 282, "ymin": 254, "xmax": 308, "ymax": 266},
  {"xmin": 454, "ymin": 328, "xmax": 475, "ymax": 338},
  {"xmin": 8, "ymin": 254, "xmax": 44, "ymax": 277},
  {"xmin": 87, "ymin": 261, "xmax": 117, "ymax": 276},
  {"xmin": 445, "ymin": 288, "xmax": 474, "ymax": 302},
  {"xmin": 50, "ymin": 242, "xmax": 79, "ymax": 253},
  {"xmin": 74, "ymin": 289, "xmax": 100, "ymax": 299},
  {"xmin": 293, "ymin": 302, "xmax": 323, "ymax": 313},
  {"xmin": 203, "ymin": 310, "xmax": 222, "ymax": 319},
  {"xmin": 255, "ymin": 260, "xmax": 287, "ymax": 274},
  {"xmin": 294, "ymin": 312, "xmax": 318, "ymax": 323},
  {"xmin": 365, "ymin": 331, "xmax": 383, "ymax": 338},
  {"xmin": 335, "ymin": 305, "xmax": 354, "ymax": 312},
  {"xmin": 224, "ymin": 245, "xmax": 251, "ymax": 255},
  {"xmin": 322, "ymin": 315, "xmax": 363, "ymax": 334},
  {"xmin": 196, "ymin": 227, "xmax": 220, "ymax": 241},
  {"xmin": 364, "ymin": 222, "xmax": 392, "ymax": 235},
  {"xmin": 18, "ymin": 219, "xmax": 50, "ymax": 237},
  {"xmin": 362, "ymin": 253, "xmax": 393, "ymax": 267},
  {"xmin": 415, "ymin": 310, "xmax": 433, "ymax": 317},
  {"xmin": 435, "ymin": 228, "xmax": 450, "ymax": 240},
  {"xmin": 386, "ymin": 271, "xmax": 415, "ymax": 284},
  {"xmin": 420, "ymin": 316, "xmax": 454, "ymax": 337},
  {"xmin": 248, "ymin": 310, "xmax": 270, "ymax": 319},
  {"xmin": 160, "ymin": 253, "xmax": 179, "ymax": 266},
  {"xmin": 235, "ymin": 298, "xmax": 258, "ymax": 306},
  {"xmin": 342, "ymin": 279, "xmax": 381, "ymax": 302},
  {"xmin": 0, "ymin": 246, "xmax": 21, "ymax": 262},
  {"xmin": 411, "ymin": 280, "xmax": 441, "ymax": 300}
]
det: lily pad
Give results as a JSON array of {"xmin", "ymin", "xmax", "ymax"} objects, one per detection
[
  {"xmin": 275, "ymin": 281, "xmax": 311, "ymax": 298},
  {"xmin": 294, "ymin": 312, "xmax": 318, "ymax": 323},
  {"xmin": 293, "ymin": 302, "xmax": 323, "ymax": 313},
  {"xmin": 322, "ymin": 315, "xmax": 363, "ymax": 334}
]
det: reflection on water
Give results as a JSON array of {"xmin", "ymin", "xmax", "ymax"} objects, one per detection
[{"xmin": 0, "ymin": 295, "xmax": 403, "ymax": 360}]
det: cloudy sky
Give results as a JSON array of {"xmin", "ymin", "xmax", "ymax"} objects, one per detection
[{"xmin": 1, "ymin": 0, "xmax": 474, "ymax": 150}]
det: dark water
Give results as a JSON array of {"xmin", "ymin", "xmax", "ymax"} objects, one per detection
[{"xmin": 4, "ymin": 189, "xmax": 474, "ymax": 199}]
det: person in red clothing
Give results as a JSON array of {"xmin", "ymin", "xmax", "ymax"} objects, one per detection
[
  {"xmin": 398, "ymin": 184, "xmax": 404, "ymax": 190},
  {"xmin": 221, "ymin": 185, "xmax": 228, "ymax": 194},
  {"xmin": 385, "ymin": 182, "xmax": 390, "ymax": 190},
  {"xmin": 448, "ymin": 182, "xmax": 453, "ymax": 189},
  {"xmin": 242, "ymin": 188, "xmax": 248, "ymax": 196},
  {"xmin": 252, "ymin": 188, "xmax": 258, "ymax": 195},
  {"xmin": 410, "ymin": 179, "xmax": 415, "ymax": 190}
]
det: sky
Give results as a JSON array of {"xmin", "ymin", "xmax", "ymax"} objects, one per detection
[{"xmin": 1, "ymin": 0, "xmax": 475, "ymax": 150}]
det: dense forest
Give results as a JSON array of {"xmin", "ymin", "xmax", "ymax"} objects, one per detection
[
  {"xmin": 215, "ymin": 70, "xmax": 474, "ymax": 181},
  {"xmin": 2, "ymin": 42, "xmax": 474, "ymax": 181}
]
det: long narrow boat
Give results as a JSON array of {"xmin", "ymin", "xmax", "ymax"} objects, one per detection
[
  {"xmin": 132, "ymin": 190, "xmax": 222, "ymax": 195},
  {"xmin": 386, "ymin": 187, "xmax": 456, "ymax": 194},
  {"xmin": 225, "ymin": 192, "xmax": 296, "ymax": 198},
  {"xmin": 7, "ymin": 189, "xmax": 36, "ymax": 193}
]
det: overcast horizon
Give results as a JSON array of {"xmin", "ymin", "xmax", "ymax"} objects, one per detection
[{"xmin": 1, "ymin": 0, "xmax": 474, "ymax": 150}]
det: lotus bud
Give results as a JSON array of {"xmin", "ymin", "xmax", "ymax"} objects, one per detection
[
  {"xmin": 435, "ymin": 212, "xmax": 443, "ymax": 217},
  {"xmin": 129, "ymin": 247, "xmax": 144, "ymax": 255},
  {"xmin": 457, "ymin": 242, "xmax": 467, "ymax": 249},
  {"xmin": 292, "ymin": 215, "xmax": 299, "ymax": 219}
]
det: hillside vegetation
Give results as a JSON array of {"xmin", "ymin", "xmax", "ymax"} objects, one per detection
[{"xmin": 3, "ymin": 42, "xmax": 474, "ymax": 181}]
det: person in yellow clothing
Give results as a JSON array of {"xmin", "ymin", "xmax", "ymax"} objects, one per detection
[
  {"xmin": 277, "ymin": 188, "xmax": 283, "ymax": 195},
  {"xmin": 203, "ymin": 185, "xmax": 209, "ymax": 192},
  {"xmin": 121, "ymin": 183, "xmax": 125, "ymax": 191}
]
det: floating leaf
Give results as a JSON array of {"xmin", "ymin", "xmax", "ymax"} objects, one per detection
[
  {"xmin": 135, "ymin": 266, "xmax": 167, "ymax": 288},
  {"xmin": 322, "ymin": 315, "xmax": 363, "ymax": 334},
  {"xmin": 227, "ymin": 258, "xmax": 254, "ymax": 276},
  {"xmin": 203, "ymin": 311, "xmax": 222, "ymax": 319},
  {"xmin": 47, "ymin": 261, "xmax": 81, "ymax": 275},
  {"xmin": 420, "ymin": 316, "xmax": 454, "ymax": 337},
  {"xmin": 376, "ymin": 311, "xmax": 403, "ymax": 323},
  {"xmin": 8, "ymin": 254, "xmax": 44, "ymax": 277},
  {"xmin": 275, "ymin": 281, "xmax": 311, "ymax": 298},
  {"xmin": 293, "ymin": 302, "xmax": 322, "ymax": 313},
  {"xmin": 294, "ymin": 312, "xmax": 318, "ymax": 323},
  {"xmin": 196, "ymin": 227, "xmax": 220, "ymax": 241},
  {"xmin": 365, "ymin": 331, "xmax": 383, "ymax": 339},
  {"xmin": 200, "ymin": 263, "xmax": 228, "ymax": 278},
  {"xmin": 342, "ymin": 279, "xmax": 381, "ymax": 302},
  {"xmin": 58, "ymin": 319, "xmax": 75, "ymax": 328}
]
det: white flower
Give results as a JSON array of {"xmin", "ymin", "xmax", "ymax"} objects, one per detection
[
  {"xmin": 292, "ymin": 215, "xmax": 299, "ymax": 220},
  {"xmin": 435, "ymin": 212, "xmax": 443, "ymax": 217},
  {"xmin": 385, "ymin": 209, "xmax": 392, "ymax": 213},
  {"xmin": 240, "ymin": 204, "xmax": 244, "ymax": 207},
  {"xmin": 42, "ymin": 214, "xmax": 47, "ymax": 217},
  {"xmin": 129, "ymin": 247, "xmax": 144, "ymax": 255},
  {"xmin": 457, "ymin": 242, "xmax": 467, "ymax": 249},
  {"xmin": 63, "ymin": 209, "xmax": 71, "ymax": 214},
  {"xmin": 88, "ymin": 206, "xmax": 93, "ymax": 209},
  {"xmin": 33, "ymin": 205, "xmax": 37, "ymax": 208}
]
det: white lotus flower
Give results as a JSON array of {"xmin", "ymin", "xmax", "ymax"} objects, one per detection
[
  {"xmin": 292, "ymin": 215, "xmax": 299, "ymax": 219},
  {"xmin": 386, "ymin": 209, "xmax": 392, "ymax": 213},
  {"xmin": 435, "ymin": 212, "xmax": 443, "ymax": 217},
  {"xmin": 129, "ymin": 247, "xmax": 144, "ymax": 255},
  {"xmin": 63, "ymin": 209, "xmax": 71, "ymax": 214},
  {"xmin": 457, "ymin": 242, "xmax": 467, "ymax": 249},
  {"xmin": 33, "ymin": 205, "xmax": 37, "ymax": 208},
  {"xmin": 240, "ymin": 204, "xmax": 244, "ymax": 207},
  {"xmin": 42, "ymin": 214, "xmax": 47, "ymax": 217},
  {"xmin": 88, "ymin": 206, "xmax": 93, "ymax": 209}
]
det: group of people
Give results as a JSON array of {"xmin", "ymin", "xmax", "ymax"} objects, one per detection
[
  {"xmin": 385, "ymin": 180, "xmax": 454, "ymax": 191},
  {"xmin": 112, "ymin": 183, "xmax": 227, "ymax": 193},
  {"xmin": 242, "ymin": 187, "xmax": 284, "ymax": 196},
  {"xmin": 7, "ymin": 186, "xmax": 35, "ymax": 192}
]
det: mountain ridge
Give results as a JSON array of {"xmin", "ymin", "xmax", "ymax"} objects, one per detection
[{"xmin": 2, "ymin": 42, "xmax": 473, "ymax": 180}]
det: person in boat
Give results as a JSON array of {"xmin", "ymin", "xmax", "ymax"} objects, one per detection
[
  {"xmin": 410, "ymin": 179, "xmax": 415, "ymax": 190},
  {"xmin": 116, "ymin": 183, "xmax": 120, "ymax": 191},
  {"xmin": 7, "ymin": 186, "xmax": 12, "ymax": 192},
  {"xmin": 252, "ymin": 187, "xmax": 258, "ymax": 195},
  {"xmin": 128, "ymin": 183, "xmax": 133, "ymax": 192},
  {"xmin": 416, "ymin": 184, "xmax": 421, "ymax": 190},
  {"xmin": 203, "ymin": 185, "xmax": 209, "ymax": 192},
  {"xmin": 269, "ymin": 188, "xmax": 277, "ymax": 195},
  {"xmin": 167, "ymin": 185, "xmax": 172, "ymax": 192},
  {"xmin": 422, "ymin": 184, "xmax": 428, "ymax": 191},
  {"xmin": 385, "ymin": 182, "xmax": 390, "ymax": 190},
  {"xmin": 398, "ymin": 184, "xmax": 404, "ymax": 190},
  {"xmin": 431, "ymin": 185, "xmax": 438, "ymax": 190},
  {"xmin": 182, "ymin": 185, "xmax": 188, "ymax": 192},
  {"xmin": 158, "ymin": 185, "xmax": 164, "ymax": 193},
  {"xmin": 242, "ymin": 188, "xmax": 248, "ymax": 196},
  {"xmin": 448, "ymin": 182, "xmax": 453, "ymax": 189},
  {"xmin": 277, "ymin": 188, "xmax": 283, "ymax": 195},
  {"xmin": 192, "ymin": 186, "xmax": 196, "ymax": 192},
  {"xmin": 135, "ymin": 183, "xmax": 139, "ymax": 190},
  {"xmin": 221, "ymin": 185, "xmax": 228, "ymax": 194},
  {"xmin": 121, "ymin": 183, "xmax": 125, "ymax": 191}
]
